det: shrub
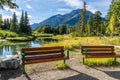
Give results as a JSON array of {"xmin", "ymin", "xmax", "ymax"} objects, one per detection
[{"xmin": 56, "ymin": 62, "xmax": 69, "ymax": 69}]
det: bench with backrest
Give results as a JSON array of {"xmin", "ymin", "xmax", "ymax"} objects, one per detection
[
  {"xmin": 81, "ymin": 46, "xmax": 120, "ymax": 64},
  {"xmin": 21, "ymin": 46, "xmax": 69, "ymax": 73}
]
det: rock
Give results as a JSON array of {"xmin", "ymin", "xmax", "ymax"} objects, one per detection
[{"xmin": 0, "ymin": 55, "xmax": 20, "ymax": 69}]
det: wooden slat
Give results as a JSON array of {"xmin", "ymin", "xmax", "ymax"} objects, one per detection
[
  {"xmin": 83, "ymin": 48, "xmax": 113, "ymax": 51},
  {"xmin": 21, "ymin": 46, "xmax": 64, "ymax": 52},
  {"xmin": 25, "ymin": 54, "xmax": 64, "ymax": 61},
  {"xmin": 81, "ymin": 46, "xmax": 114, "ymax": 48},
  {"xmin": 82, "ymin": 52, "xmax": 115, "ymax": 55},
  {"xmin": 86, "ymin": 55, "xmax": 120, "ymax": 58},
  {"xmin": 23, "ymin": 57, "xmax": 69, "ymax": 65},
  {"xmin": 24, "ymin": 49, "xmax": 62, "ymax": 55}
]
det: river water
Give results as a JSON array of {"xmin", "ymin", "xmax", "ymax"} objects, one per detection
[{"xmin": 0, "ymin": 40, "xmax": 42, "ymax": 58}]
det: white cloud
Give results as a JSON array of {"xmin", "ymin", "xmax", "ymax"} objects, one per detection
[
  {"xmin": 4, "ymin": 7, "xmax": 21, "ymax": 16},
  {"xmin": 57, "ymin": 0, "xmax": 99, "ymax": 14},
  {"xmin": 26, "ymin": 4, "xmax": 32, "ymax": 9},
  {"xmin": 58, "ymin": 0, "xmax": 83, "ymax": 8},
  {"xmin": 2, "ymin": 15, "xmax": 12, "ymax": 20},
  {"xmin": 87, "ymin": 5, "xmax": 98, "ymax": 13},
  {"xmin": 57, "ymin": 8, "xmax": 71, "ymax": 12},
  {"xmin": 28, "ymin": 15, "xmax": 32, "ymax": 18}
]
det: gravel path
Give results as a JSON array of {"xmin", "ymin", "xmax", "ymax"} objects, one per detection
[{"xmin": 1, "ymin": 49, "xmax": 120, "ymax": 80}]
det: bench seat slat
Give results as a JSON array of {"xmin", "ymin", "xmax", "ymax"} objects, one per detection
[
  {"xmin": 25, "ymin": 54, "xmax": 65, "ymax": 61},
  {"xmin": 81, "ymin": 46, "xmax": 114, "ymax": 48},
  {"xmin": 86, "ymin": 55, "xmax": 120, "ymax": 58},
  {"xmin": 82, "ymin": 52, "xmax": 116, "ymax": 55},
  {"xmin": 24, "ymin": 57, "xmax": 69, "ymax": 65},
  {"xmin": 24, "ymin": 50, "xmax": 63, "ymax": 55}
]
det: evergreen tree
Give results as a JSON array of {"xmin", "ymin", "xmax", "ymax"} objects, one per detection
[
  {"xmin": 77, "ymin": 2, "xmax": 86, "ymax": 36},
  {"xmin": 24, "ymin": 11, "xmax": 32, "ymax": 35},
  {"xmin": 106, "ymin": 0, "xmax": 120, "ymax": 36},
  {"xmin": 59, "ymin": 25, "xmax": 67, "ymax": 34},
  {"xmin": 19, "ymin": 10, "xmax": 25, "ymax": 33},
  {"xmin": 106, "ymin": 14, "xmax": 117, "ymax": 37},
  {"xmin": 86, "ymin": 13, "xmax": 93, "ymax": 36},
  {"xmin": 10, "ymin": 12, "xmax": 18, "ymax": 32},
  {"xmin": 93, "ymin": 11, "xmax": 102, "ymax": 36},
  {"xmin": 0, "ymin": 17, "xmax": 3, "ymax": 29},
  {"xmin": 6, "ymin": 18, "xmax": 10, "ymax": 30}
]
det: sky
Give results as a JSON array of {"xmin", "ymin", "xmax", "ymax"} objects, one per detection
[{"xmin": 0, "ymin": 0, "xmax": 112, "ymax": 24}]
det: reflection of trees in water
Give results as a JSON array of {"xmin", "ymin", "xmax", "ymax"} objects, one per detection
[
  {"xmin": 0, "ymin": 46, "xmax": 3, "ymax": 56},
  {"xmin": 0, "ymin": 41, "xmax": 31, "ymax": 56}
]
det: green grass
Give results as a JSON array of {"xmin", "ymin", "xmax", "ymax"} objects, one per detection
[
  {"xmin": 84, "ymin": 58, "xmax": 120, "ymax": 66},
  {"xmin": 6, "ymin": 36, "xmax": 34, "ymax": 41},
  {"xmin": 33, "ymin": 32, "xmax": 53, "ymax": 37},
  {"xmin": 56, "ymin": 62, "xmax": 69, "ymax": 69}
]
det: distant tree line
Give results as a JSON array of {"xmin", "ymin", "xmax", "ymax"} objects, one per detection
[
  {"xmin": 0, "ymin": 11, "xmax": 32, "ymax": 35},
  {"xmin": 35, "ymin": 25, "xmax": 69, "ymax": 35}
]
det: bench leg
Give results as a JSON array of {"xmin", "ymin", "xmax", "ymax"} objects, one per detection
[
  {"xmin": 82, "ymin": 57, "xmax": 85, "ymax": 64},
  {"xmin": 64, "ymin": 60, "xmax": 66, "ymax": 64},
  {"xmin": 22, "ymin": 65, "xmax": 25, "ymax": 74},
  {"xmin": 114, "ymin": 58, "xmax": 116, "ymax": 64}
]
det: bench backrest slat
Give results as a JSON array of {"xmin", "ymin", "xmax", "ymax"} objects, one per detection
[
  {"xmin": 24, "ymin": 49, "xmax": 63, "ymax": 55},
  {"xmin": 22, "ymin": 46, "xmax": 63, "ymax": 52},
  {"xmin": 21, "ymin": 46, "xmax": 64, "ymax": 56},
  {"xmin": 81, "ymin": 46, "xmax": 114, "ymax": 55}
]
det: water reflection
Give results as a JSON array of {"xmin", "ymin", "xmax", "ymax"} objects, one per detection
[{"xmin": 0, "ymin": 40, "xmax": 41, "ymax": 58}]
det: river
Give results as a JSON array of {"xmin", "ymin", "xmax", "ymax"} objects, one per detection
[{"xmin": 0, "ymin": 40, "xmax": 42, "ymax": 58}]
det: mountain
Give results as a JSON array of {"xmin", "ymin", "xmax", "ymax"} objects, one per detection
[{"xmin": 31, "ymin": 9, "xmax": 99, "ymax": 29}]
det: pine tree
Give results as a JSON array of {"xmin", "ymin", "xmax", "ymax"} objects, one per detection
[
  {"xmin": 24, "ymin": 11, "xmax": 32, "ymax": 35},
  {"xmin": 93, "ymin": 11, "xmax": 102, "ymax": 36},
  {"xmin": 10, "ymin": 12, "xmax": 18, "ymax": 32},
  {"xmin": 19, "ymin": 10, "xmax": 25, "ymax": 34},
  {"xmin": 106, "ymin": 14, "xmax": 117, "ymax": 37},
  {"xmin": 106, "ymin": 0, "xmax": 120, "ymax": 36},
  {"xmin": 0, "ymin": 16, "xmax": 3, "ymax": 29},
  {"xmin": 86, "ymin": 13, "xmax": 93, "ymax": 36},
  {"xmin": 77, "ymin": 2, "xmax": 86, "ymax": 36}
]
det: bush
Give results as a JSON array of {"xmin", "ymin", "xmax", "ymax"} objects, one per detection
[
  {"xmin": 0, "ymin": 30, "xmax": 18, "ymax": 38},
  {"xmin": 56, "ymin": 62, "xmax": 69, "ymax": 69}
]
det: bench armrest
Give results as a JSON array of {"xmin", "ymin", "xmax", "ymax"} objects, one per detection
[
  {"xmin": 21, "ymin": 52, "xmax": 25, "ymax": 64},
  {"xmin": 82, "ymin": 48, "xmax": 88, "ymax": 56},
  {"xmin": 64, "ymin": 50, "xmax": 69, "ymax": 58}
]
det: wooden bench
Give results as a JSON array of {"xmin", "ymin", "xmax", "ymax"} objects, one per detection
[
  {"xmin": 21, "ymin": 46, "xmax": 69, "ymax": 73},
  {"xmin": 81, "ymin": 46, "xmax": 120, "ymax": 64}
]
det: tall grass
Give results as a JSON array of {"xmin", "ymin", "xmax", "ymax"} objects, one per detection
[
  {"xmin": 85, "ymin": 58, "xmax": 119, "ymax": 66},
  {"xmin": 43, "ymin": 39, "xmax": 80, "ymax": 50}
]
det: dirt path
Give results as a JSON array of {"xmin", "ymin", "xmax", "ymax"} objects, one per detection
[{"xmin": 1, "ymin": 49, "xmax": 120, "ymax": 80}]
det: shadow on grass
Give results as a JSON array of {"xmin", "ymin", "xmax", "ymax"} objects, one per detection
[
  {"xmin": 0, "ymin": 67, "xmax": 22, "ymax": 80},
  {"xmin": 60, "ymin": 68, "xmax": 99, "ymax": 80}
]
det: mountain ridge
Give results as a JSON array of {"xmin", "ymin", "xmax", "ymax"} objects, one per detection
[{"xmin": 31, "ymin": 9, "xmax": 102, "ymax": 29}]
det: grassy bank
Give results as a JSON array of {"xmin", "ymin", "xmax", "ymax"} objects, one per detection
[{"xmin": 6, "ymin": 36, "xmax": 34, "ymax": 41}]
